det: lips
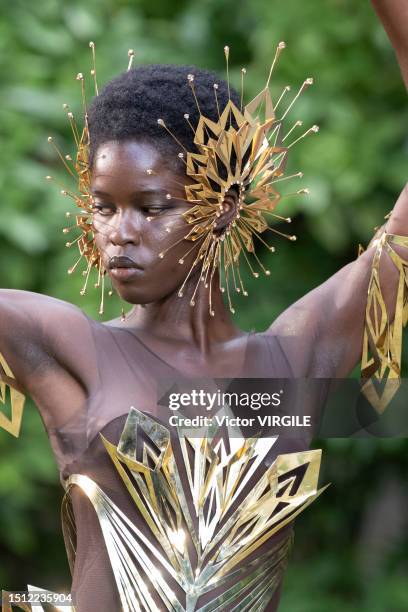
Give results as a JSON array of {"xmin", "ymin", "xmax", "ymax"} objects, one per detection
[
  {"xmin": 108, "ymin": 256, "xmax": 144, "ymax": 281},
  {"xmin": 108, "ymin": 256, "xmax": 142, "ymax": 270}
]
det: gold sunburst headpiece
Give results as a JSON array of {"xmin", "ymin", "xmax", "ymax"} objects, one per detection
[
  {"xmin": 46, "ymin": 42, "xmax": 318, "ymax": 318},
  {"xmin": 46, "ymin": 42, "xmax": 108, "ymax": 315}
]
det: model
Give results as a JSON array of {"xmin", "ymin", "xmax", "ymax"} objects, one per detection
[{"xmin": 1, "ymin": 1, "xmax": 407, "ymax": 610}]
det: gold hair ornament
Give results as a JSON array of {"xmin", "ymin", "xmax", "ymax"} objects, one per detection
[
  {"xmin": 46, "ymin": 42, "xmax": 318, "ymax": 318},
  {"xmin": 46, "ymin": 42, "xmax": 108, "ymax": 317}
]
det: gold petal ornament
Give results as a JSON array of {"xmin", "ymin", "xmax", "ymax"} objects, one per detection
[
  {"xmin": 46, "ymin": 42, "xmax": 319, "ymax": 318},
  {"xmin": 0, "ymin": 352, "xmax": 26, "ymax": 437},
  {"xmin": 361, "ymin": 230, "xmax": 408, "ymax": 413},
  {"xmin": 58, "ymin": 406, "xmax": 328, "ymax": 611}
]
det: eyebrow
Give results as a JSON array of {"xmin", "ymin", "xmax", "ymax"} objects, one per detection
[{"xmin": 91, "ymin": 188, "xmax": 168, "ymax": 198}]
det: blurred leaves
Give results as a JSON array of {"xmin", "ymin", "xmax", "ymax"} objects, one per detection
[{"xmin": 0, "ymin": 0, "xmax": 407, "ymax": 608}]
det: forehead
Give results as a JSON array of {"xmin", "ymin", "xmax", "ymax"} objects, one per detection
[
  {"xmin": 92, "ymin": 140, "xmax": 161, "ymax": 179},
  {"xmin": 90, "ymin": 140, "xmax": 184, "ymax": 193}
]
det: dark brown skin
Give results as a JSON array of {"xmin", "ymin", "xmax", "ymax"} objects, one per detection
[
  {"xmin": 372, "ymin": 0, "xmax": 408, "ymax": 88},
  {"xmin": 91, "ymin": 140, "xmax": 248, "ymax": 373},
  {"xmin": 0, "ymin": 0, "xmax": 407, "ymax": 429}
]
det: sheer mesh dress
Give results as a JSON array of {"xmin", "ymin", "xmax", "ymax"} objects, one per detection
[{"xmin": 31, "ymin": 311, "xmax": 323, "ymax": 612}]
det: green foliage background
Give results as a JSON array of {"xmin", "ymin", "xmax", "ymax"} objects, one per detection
[{"xmin": 0, "ymin": 0, "xmax": 407, "ymax": 610}]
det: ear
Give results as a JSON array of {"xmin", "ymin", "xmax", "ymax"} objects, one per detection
[{"xmin": 213, "ymin": 189, "xmax": 240, "ymax": 235}]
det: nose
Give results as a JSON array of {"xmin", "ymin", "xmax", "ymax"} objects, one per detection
[{"xmin": 108, "ymin": 209, "xmax": 142, "ymax": 247}]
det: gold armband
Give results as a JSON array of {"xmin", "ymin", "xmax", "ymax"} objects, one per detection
[
  {"xmin": 361, "ymin": 230, "xmax": 408, "ymax": 413},
  {"xmin": 0, "ymin": 352, "xmax": 25, "ymax": 437}
]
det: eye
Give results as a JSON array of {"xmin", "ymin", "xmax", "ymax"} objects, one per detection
[
  {"xmin": 143, "ymin": 206, "xmax": 166, "ymax": 215},
  {"xmin": 92, "ymin": 202, "xmax": 116, "ymax": 216}
]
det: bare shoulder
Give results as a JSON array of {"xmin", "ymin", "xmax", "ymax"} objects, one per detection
[
  {"xmin": 0, "ymin": 289, "xmax": 92, "ymax": 353},
  {"xmin": 0, "ymin": 288, "xmax": 87, "ymax": 326},
  {"xmin": 0, "ymin": 289, "xmax": 97, "ymax": 401}
]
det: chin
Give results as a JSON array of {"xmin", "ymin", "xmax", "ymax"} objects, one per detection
[
  {"xmin": 115, "ymin": 288, "xmax": 150, "ymax": 305},
  {"xmin": 114, "ymin": 285, "xmax": 172, "ymax": 306}
]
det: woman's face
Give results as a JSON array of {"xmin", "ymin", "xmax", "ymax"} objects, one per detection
[{"xmin": 91, "ymin": 139, "xmax": 202, "ymax": 305}]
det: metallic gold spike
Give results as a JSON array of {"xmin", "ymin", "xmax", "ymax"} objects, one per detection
[{"xmin": 89, "ymin": 41, "xmax": 99, "ymax": 95}]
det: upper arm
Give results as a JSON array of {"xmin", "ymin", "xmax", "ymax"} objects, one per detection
[
  {"xmin": 0, "ymin": 289, "xmax": 98, "ymax": 427},
  {"xmin": 0, "ymin": 289, "xmax": 50, "ymax": 392},
  {"xmin": 372, "ymin": 0, "xmax": 408, "ymax": 89},
  {"xmin": 267, "ymin": 250, "xmax": 377, "ymax": 377}
]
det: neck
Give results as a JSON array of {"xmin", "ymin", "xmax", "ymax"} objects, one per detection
[{"xmin": 121, "ymin": 270, "xmax": 243, "ymax": 352}]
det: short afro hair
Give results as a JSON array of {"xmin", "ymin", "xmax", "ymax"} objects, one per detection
[{"xmin": 87, "ymin": 64, "xmax": 240, "ymax": 171}]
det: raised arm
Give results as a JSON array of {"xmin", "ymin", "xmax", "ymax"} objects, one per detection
[
  {"xmin": 269, "ymin": 2, "xmax": 408, "ymax": 388},
  {"xmin": 372, "ymin": 0, "xmax": 408, "ymax": 89},
  {"xmin": 0, "ymin": 290, "xmax": 97, "ymax": 435}
]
